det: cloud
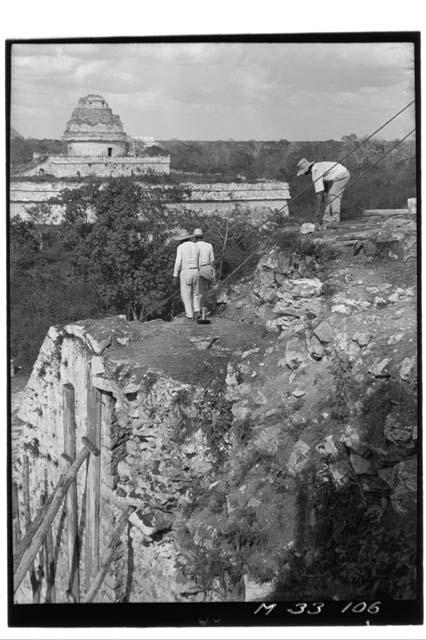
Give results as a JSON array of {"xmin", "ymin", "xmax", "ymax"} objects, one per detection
[{"xmin": 10, "ymin": 41, "xmax": 415, "ymax": 140}]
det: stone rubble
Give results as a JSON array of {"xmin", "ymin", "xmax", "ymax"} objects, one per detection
[
  {"xmin": 300, "ymin": 223, "xmax": 316, "ymax": 235},
  {"xmin": 14, "ymin": 213, "xmax": 417, "ymax": 604}
]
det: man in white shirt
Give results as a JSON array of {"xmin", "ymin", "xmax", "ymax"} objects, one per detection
[
  {"xmin": 193, "ymin": 228, "xmax": 215, "ymax": 319},
  {"xmin": 296, "ymin": 158, "xmax": 350, "ymax": 227},
  {"xmin": 173, "ymin": 230, "xmax": 200, "ymax": 320}
]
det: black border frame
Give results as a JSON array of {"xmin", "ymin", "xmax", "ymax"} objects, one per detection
[{"xmin": 5, "ymin": 31, "xmax": 422, "ymax": 628}]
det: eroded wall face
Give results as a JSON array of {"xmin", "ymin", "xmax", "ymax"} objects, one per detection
[
  {"xmin": 10, "ymin": 179, "xmax": 289, "ymax": 223},
  {"xmin": 165, "ymin": 199, "xmax": 290, "ymax": 219},
  {"xmin": 19, "ymin": 157, "xmax": 171, "ymax": 178},
  {"xmin": 15, "ymin": 330, "xmax": 132, "ymax": 603},
  {"xmin": 67, "ymin": 141, "xmax": 126, "ymax": 157},
  {"xmin": 15, "ymin": 332, "xmax": 93, "ymax": 603},
  {"xmin": 111, "ymin": 378, "xmax": 217, "ymax": 602},
  {"xmin": 14, "ymin": 322, "xmax": 230, "ymax": 603}
]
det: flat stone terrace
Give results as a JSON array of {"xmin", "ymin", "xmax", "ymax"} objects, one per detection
[{"xmin": 61, "ymin": 315, "xmax": 266, "ymax": 388}]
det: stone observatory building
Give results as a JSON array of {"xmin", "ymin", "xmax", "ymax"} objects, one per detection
[
  {"xmin": 63, "ymin": 94, "xmax": 128, "ymax": 157},
  {"xmin": 21, "ymin": 94, "xmax": 170, "ymax": 178}
]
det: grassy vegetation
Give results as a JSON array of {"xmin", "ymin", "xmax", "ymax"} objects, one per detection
[
  {"xmin": 273, "ymin": 475, "xmax": 417, "ymax": 601},
  {"xmin": 11, "ymin": 135, "xmax": 416, "ymax": 216},
  {"xmin": 10, "ymin": 178, "xmax": 263, "ymax": 369},
  {"xmin": 10, "ymin": 135, "xmax": 417, "ymax": 600}
]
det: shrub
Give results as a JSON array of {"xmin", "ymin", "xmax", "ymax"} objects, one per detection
[{"xmin": 273, "ymin": 478, "xmax": 417, "ymax": 601}]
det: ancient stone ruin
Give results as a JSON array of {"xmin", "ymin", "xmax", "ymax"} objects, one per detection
[
  {"xmin": 13, "ymin": 209, "xmax": 418, "ymax": 603},
  {"xmin": 14, "ymin": 315, "xmax": 263, "ymax": 602},
  {"xmin": 10, "ymin": 94, "xmax": 291, "ymax": 222},
  {"xmin": 19, "ymin": 94, "xmax": 170, "ymax": 179},
  {"xmin": 9, "ymin": 178, "xmax": 290, "ymax": 223}
]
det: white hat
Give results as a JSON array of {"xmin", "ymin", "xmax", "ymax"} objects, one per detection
[
  {"xmin": 193, "ymin": 228, "xmax": 203, "ymax": 237},
  {"xmin": 173, "ymin": 228, "xmax": 193, "ymax": 242},
  {"xmin": 296, "ymin": 158, "xmax": 314, "ymax": 176}
]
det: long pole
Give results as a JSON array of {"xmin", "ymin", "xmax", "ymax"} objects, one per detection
[
  {"xmin": 12, "ymin": 482, "xmax": 21, "ymax": 546},
  {"xmin": 63, "ymin": 384, "xmax": 80, "ymax": 602},
  {"xmin": 14, "ymin": 439, "xmax": 99, "ymax": 594},
  {"xmin": 218, "ymin": 217, "xmax": 229, "ymax": 281},
  {"xmin": 84, "ymin": 507, "xmax": 133, "ymax": 603},
  {"xmin": 276, "ymin": 100, "xmax": 416, "ymax": 213},
  {"xmin": 43, "ymin": 471, "xmax": 56, "ymax": 603}
]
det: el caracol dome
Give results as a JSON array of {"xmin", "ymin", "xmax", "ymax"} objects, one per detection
[
  {"xmin": 64, "ymin": 94, "xmax": 126, "ymax": 136},
  {"xmin": 12, "ymin": 92, "xmax": 171, "ymax": 178},
  {"xmin": 63, "ymin": 94, "xmax": 128, "ymax": 156}
]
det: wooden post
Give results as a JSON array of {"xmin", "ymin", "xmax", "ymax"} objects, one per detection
[
  {"xmin": 85, "ymin": 382, "xmax": 102, "ymax": 590},
  {"xmin": 219, "ymin": 216, "xmax": 229, "ymax": 281},
  {"xmin": 12, "ymin": 482, "xmax": 21, "ymax": 546},
  {"xmin": 22, "ymin": 454, "xmax": 40, "ymax": 601},
  {"xmin": 31, "ymin": 494, "xmax": 46, "ymax": 604},
  {"xmin": 43, "ymin": 471, "xmax": 56, "ymax": 603},
  {"xmin": 22, "ymin": 455, "xmax": 31, "ymax": 530},
  {"xmin": 14, "ymin": 440, "xmax": 97, "ymax": 594},
  {"xmin": 84, "ymin": 507, "xmax": 133, "ymax": 603},
  {"xmin": 14, "ymin": 496, "xmax": 52, "ymax": 570},
  {"xmin": 62, "ymin": 383, "xmax": 80, "ymax": 603}
]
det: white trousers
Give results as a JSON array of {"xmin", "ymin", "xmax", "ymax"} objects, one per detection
[
  {"xmin": 180, "ymin": 269, "xmax": 199, "ymax": 318},
  {"xmin": 195, "ymin": 275, "xmax": 210, "ymax": 312},
  {"xmin": 323, "ymin": 173, "xmax": 350, "ymax": 224}
]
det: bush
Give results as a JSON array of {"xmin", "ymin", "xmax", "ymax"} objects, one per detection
[{"xmin": 273, "ymin": 477, "xmax": 417, "ymax": 601}]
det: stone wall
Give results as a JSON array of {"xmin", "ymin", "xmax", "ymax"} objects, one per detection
[
  {"xmin": 10, "ymin": 179, "xmax": 290, "ymax": 222},
  {"xmin": 208, "ymin": 214, "xmax": 418, "ymax": 600},
  {"xmin": 13, "ymin": 212, "xmax": 417, "ymax": 603},
  {"xmin": 21, "ymin": 155, "xmax": 171, "ymax": 178},
  {"xmin": 14, "ymin": 328, "xmax": 96, "ymax": 602},
  {"xmin": 14, "ymin": 318, "xmax": 138, "ymax": 603},
  {"xmin": 67, "ymin": 141, "xmax": 126, "ymax": 157},
  {"xmin": 15, "ymin": 315, "xmax": 263, "ymax": 603},
  {"xmin": 10, "ymin": 180, "xmax": 81, "ymax": 220},
  {"xmin": 185, "ymin": 182, "xmax": 290, "ymax": 202},
  {"xmin": 168, "ymin": 181, "xmax": 290, "ymax": 218},
  {"xmin": 166, "ymin": 200, "xmax": 289, "ymax": 219}
]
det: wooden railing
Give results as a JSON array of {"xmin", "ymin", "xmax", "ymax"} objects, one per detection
[
  {"xmin": 13, "ymin": 383, "xmax": 135, "ymax": 604},
  {"xmin": 13, "ymin": 435, "xmax": 134, "ymax": 603},
  {"xmin": 13, "ymin": 437, "xmax": 100, "ymax": 596}
]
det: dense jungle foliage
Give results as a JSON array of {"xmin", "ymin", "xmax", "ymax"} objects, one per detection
[
  {"xmin": 10, "ymin": 177, "xmax": 262, "ymax": 368},
  {"xmin": 9, "ymin": 134, "xmax": 416, "ymax": 369}
]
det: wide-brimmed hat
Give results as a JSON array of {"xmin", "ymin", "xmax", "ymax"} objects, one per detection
[
  {"xmin": 296, "ymin": 158, "xmax": 314, "ymax": 176},
  {"xmin": 173, "ymin": 228, "xmax": 193, "ymax": 242},
  {"xmin": 193, "ymin": 228, "xmax": 203, "ymax": 237}
]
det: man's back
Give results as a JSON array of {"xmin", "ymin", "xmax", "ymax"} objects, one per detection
[
  {"xmin": 311, "ymin": 161, "xmax": 349, "ymax": 193},
  {"xmin": 173, "ymin": 241, "xmax": 199, "ymax": 275},
  {"xmin": 197, "ymin": 240, "xmax": 214, "ymax": 265}
]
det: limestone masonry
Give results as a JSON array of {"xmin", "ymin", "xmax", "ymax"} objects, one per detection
[
  {"xmin": 10, "ymin": 93, "xmax": 291, "ymax": 220},
  {"xmin": 14, "ymin": 211, "xmax": 417, "ymax": 602},
  {"xmin": 10, "ymin": 180, "xmax": 290, "ymax": 222},
  {"xmin": 16, "ymin": 316, "xmax": 262, "ymax": 602},
  {"xmin": 19, "ymin": 94, "xmax": 171, "ymax": 178}
]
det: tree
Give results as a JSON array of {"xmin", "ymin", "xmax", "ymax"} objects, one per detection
[
  {"xmin": 11, "ymin": 175, "xmax": 265, "ymax": 368},
  {"xmin": 55, "ymin": 178, "xmax": 180, "ymax": 321},
  {"xmin": 9, "ymin": 216, "xmax": 39, "ymax": 279},
  {"xmin": 55, "ymin": 178, "xmax": 261, "ymax": 320},
  {"xmin": 341, "ymin": 134, "xmax": 386, "ymax": 169}
]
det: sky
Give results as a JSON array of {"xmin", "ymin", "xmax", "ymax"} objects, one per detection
[{"xmin": 10, "ymin": 41, "xmax": 416, "ymax": 141}]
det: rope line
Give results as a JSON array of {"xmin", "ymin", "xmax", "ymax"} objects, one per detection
[
  {"xmin": 148, "ymin": 130, "xmax": 416, "ymax": 316},
  {"xmin": 276, "ymin": 99, "xmax": 415, "ymax": 213},
  {"xmin": 219, "ymin": 128, "xmax": 416, "ymax": 286},
  {"xmin": 142, "ymin": 101, "xmax": 416, "ymax": 317},
  {"xmin": 320, "ymin": 128, "xmax": 416, "ymax": 213}
]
